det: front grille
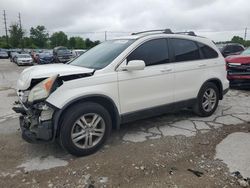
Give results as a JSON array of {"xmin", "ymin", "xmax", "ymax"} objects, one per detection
[{"xmin": 227, "ymin": 62, "xmax": 250, "ymax": 75}]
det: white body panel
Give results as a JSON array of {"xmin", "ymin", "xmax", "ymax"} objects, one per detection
[
  {"xmin": 16, "ymin": 33, "xmax": 229, "ymax": 117},
  {"xmin": 118, "ymin": 60, "xmax": 174, "ymax": 113}
]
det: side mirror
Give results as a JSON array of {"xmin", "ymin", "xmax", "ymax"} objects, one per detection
[{"xmin": 120, "ymin": 60, "xmax": 145, "ymax": 71}]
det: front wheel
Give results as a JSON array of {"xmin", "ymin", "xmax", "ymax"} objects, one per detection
[
  {"xmin": 60, "ymin": 102, "xmax": 112, "ymax": 156},
  {"xmin": 193, "ymin": 82, "xmax": 219, "ymax": 117}
]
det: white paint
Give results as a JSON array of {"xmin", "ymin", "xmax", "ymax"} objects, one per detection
[
  {"xmin": 17, "ymin": 156, "xmax": 68, "ymax": 172},
  {"xmin": 233, "ymin": 114, "xmax": 250, "ymax": 122},
  {"xmin": 215, "ymin": 132, "xmax": 250, "ymax": 178},
  {"xmin": 170, "ymin": 120, "xmax": 196, "ymax": 131},
  {"xmin": 215, "ymin": 115, "xmax": 244, "ymax": 125},
  {"xmin": 207, "ymin": 122, "xmax": 223, "ymax": 129},
  {"xmin": 193, "ymin": 121, "xmax": 211, "ymax": 130},
  {"xmin": 159, "ymin": 124, "xmax": 196, "ymax": 137},
  {"xmin": 148, "ymin": 127, "xmax": 161, "ymax": 135},
  {"xmin": 123, "ymin": 131, "xmax": 152, "ymax": 142}
]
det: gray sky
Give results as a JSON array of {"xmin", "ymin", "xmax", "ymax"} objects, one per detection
[{"xmin": 1, "ymin": 0, "xmax": 250, "ymax": 41}]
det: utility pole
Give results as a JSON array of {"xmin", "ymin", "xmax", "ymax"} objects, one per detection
[
  {"xmin": 244, "ymin": 27, "xmax": 247, "ymax": 41},
  {"xmin": 18, "ymin": 12, "xmax": 24, "ymax": 49},
  {"xmin": 104, "ymin": 31, "xmax": 107, "ymax": 41},
  {"xmin": 3, "ymin": 10, "xmax": 8, "ymax": 46}
]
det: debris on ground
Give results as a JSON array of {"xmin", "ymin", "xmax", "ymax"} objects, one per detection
[{"xmin": 187, "ymin": 169, "xmax": 204, "ymax": 177}]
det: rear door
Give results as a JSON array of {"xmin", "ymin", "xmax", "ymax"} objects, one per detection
[
  {"xmin": 117, "ymin": 38, "xmax": 174, "ymax": 114},
  {"xmin": 169, "ymin": 38, "xmax": 205, "ymax": 102}
]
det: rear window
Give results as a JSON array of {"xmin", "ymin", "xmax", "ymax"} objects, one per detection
[
  {"xmin": 198, "ymin": 42, "xmax": 218, "ymax": 59},
  {"xmin": 170, "ymin": 38, "xmax": 200, "ymax": 62}
]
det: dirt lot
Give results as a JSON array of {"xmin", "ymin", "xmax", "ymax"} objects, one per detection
[{"xmin": 0, "ymin": 59, "xmax": 250, "ymax": 188}]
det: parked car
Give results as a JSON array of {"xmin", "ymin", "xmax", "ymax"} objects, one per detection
[
  {"xmin": 72, "ymin": 49, "xmax": 87, "ymax": 58},
  {"xmin": 37, "ymin": 52, "xmax": 54, "ymax": 64},
  {"xmin": 0, "ymin": 50, "xmax": 9, "ymax": 59},
  {"xmin": 10, "ymin": 52, "xmax": 19, "ymax": 62},
  {"xmin": 226, "ymin": 47, "xmax": 250, "ymax": 88},
  {"xmin": 13, "ymin": 29, "xmax": 229, "ymax": 156},
  {"xmin": 53, "ymin": 46, "xmax": 72, "ymax": 63},
  {"xmin": 15, "ymin": 54, "xmax": 33, "ymax": 66},
  {"xmin": 217, "ymin": 43, "xmax": 245, "ymax": 57}
]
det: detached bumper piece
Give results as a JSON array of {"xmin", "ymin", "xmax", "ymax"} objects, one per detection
[
  {"xmin": 19, "ymin": 116, "xmax": 53, "ymax": 143},
  {"xmin": 13, "ymin": 101, "xmax": 54, "ymax": 143}
]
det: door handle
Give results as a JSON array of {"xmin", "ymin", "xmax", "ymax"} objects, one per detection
[{"xmin": 160, "ymin": 68, "xmax": 172, "ymax": 72}]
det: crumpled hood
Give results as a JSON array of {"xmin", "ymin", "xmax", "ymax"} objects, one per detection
[{"xmin": 17, "ymin": 63, "xmax": 94, "ymax": 90}]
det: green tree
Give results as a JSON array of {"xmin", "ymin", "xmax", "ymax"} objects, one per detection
[
  {"xmin": 85, "ymin": 38, "xmax": 100, "ymax": 49},
  {"xmin": 30, "ymin": 25, "xmax": 49, "ymax": 48},
  {"xmin": 75, "ymin": 37, "xmax": 86, "ymax": 49},
  {"xmin": 68, "ymin": 37, "xmax": 76, "ymax": 49},
  {"xmin": 231, "ymin": 36, "xmax": 245, "ymax": 45},
  {"xmin": 50, "ymin": 31, "xmax": 68, "ymax": 47},
  {"xmin": 9, "ymin": 23, "xmax": 24, "ymax": 48}
]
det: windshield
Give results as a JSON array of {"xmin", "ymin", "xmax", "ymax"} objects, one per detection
[
  {"xmin": 58, "ymin": 49, "xmax": 71, "ymax": 55},
  {"xmin": 241, "ymin": 48, "xmax": 250, "ymax": 55},
  {"xmin": 70, "ymin": 39, "xmax": 135, "ymax": 70},
  {"xmin": 39, "ymin": 53, "xmax": 52, "ymax": 58},
  {"xmin": 18, "ymin": 54, "xmax": 30, "ymax": 58},
  {"xmin": 216, "ymin": 44, "xmax": 225, "ymax": 51}
]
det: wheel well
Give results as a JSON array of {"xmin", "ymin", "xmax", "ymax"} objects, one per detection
[
  {"xmin": 205, "ymin": 79, "xmax": 223, "ymax": 100},
  {"xmin": 55, "ymin": 96, "xmax": 120, "ymax": 137}
]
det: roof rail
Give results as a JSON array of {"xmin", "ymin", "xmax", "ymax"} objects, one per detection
[
  {"xmin": 175, "ymin": 31, "xmax": 196, "ymax": 36},
  {"xmin": 131, "ymin": 29, "xmax": 197, "ymax": 37},
  {"xmin": 131, "ymin": 29, "xmax": 173, "ymax": 35}
]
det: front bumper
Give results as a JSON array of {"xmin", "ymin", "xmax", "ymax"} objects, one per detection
[
  {"xmin": 228, "ymin": 78, "xmax": 250, "ymax": 88},
  {"xmin": 13, "ymin": 101, "xmax": 55, "ymax": 143}
]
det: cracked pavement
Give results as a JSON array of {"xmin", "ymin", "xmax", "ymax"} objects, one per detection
[{"xmin": 0, "ymin": 59, "xmax": 250, "ymax": 188}]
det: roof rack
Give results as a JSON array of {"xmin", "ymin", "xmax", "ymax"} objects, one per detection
[
  {"xmin": 131, "ymin": 29, "xmax": 173, "ymax": 35},
  {"xmin": 175, "ymin": 31, "xmax": 196, "ymax": 36},
  {"xmin": 131, "ymin": 29, "xmax": 196, "ymax": 36}
]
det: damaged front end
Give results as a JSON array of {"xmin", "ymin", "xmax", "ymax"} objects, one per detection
[
  {"xmin": 13, "ymin": 100, "xmax": 55, "ymax": 143},
  {"xmin": 13, "ymin": 70, "xmax": 95, "ymax": 143},
  {"xmin": 13, "ymin": 75, "xmax": 59, "ymax": 143}
]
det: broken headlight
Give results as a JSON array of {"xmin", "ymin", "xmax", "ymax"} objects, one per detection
[{"xmin": 28, "ymin": 75, "xmax": 58, "ymax": 103}]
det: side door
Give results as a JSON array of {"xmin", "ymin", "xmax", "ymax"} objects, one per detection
[
  {"xmin": 169, "ymin": 38, "xmax": 205, "ymax": 102},
  {"xmin": 117, "ymin": 38, "xmax": 174, "ymax": 114}
]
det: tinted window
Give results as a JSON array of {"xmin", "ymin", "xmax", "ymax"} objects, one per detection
[
  {"xmin": 198, "ymin": 42, "xmax": 218, "ymax": 59},
  {"xmin": 170, "ymin": 38, "xmax": 200, "ymax": 62},
  {"xmin": 224, "ymin": 45, "xmax": 234, "ymax": 52},
  {"xmin": 127, "ymin": 39, "xmax": 169, "ymax": 66},
  {"xmin": 233, "ymin": 45, "xmax": 244, "ymax": 52}
]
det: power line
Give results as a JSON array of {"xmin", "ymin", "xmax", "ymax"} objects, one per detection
[{"xmin": 3, "ymin": 10, "xmax": 8, "ymax": 46}]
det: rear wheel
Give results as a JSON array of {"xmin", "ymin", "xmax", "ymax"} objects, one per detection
[
  {"xmin": 193, "ymin": 82, "xmax": 219, "ymax": 117},
  {"xmin": 60, "ymin": 102, "xmax": 112, "ymax": 156}
]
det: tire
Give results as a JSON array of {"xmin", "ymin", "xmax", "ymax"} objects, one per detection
[
  {"xmin": 59, "ymin": 102, "xmax": 112, "ymax": 156},
  {"xmin": 193, "ymin": 82, "xmax": 219, "ymax": 117}
]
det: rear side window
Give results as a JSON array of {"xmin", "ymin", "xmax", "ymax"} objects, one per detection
[
  {"xmin": 170, "ymin": 38, "xmax": 200, "ymax": 62},
  {"xmin": 197, "ymin": 42, "xmax": 218, "ymax": 59},
  {"xmin": 233, "ymin": 45, "xmax": 244, "ymax": 52},
  {"xmin": 127, "ymin": 39, "xmax": 169, "ymax": 66}
]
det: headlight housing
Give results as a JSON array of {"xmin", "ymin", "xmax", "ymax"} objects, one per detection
[{"xmin": 28, "ymin": 75, "xmax": 58, "ymax": 103}]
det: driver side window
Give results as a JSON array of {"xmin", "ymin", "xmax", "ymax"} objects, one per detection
[{"xmin": 127, "ymin": 39, "xmax": 169, "ymax": 66}]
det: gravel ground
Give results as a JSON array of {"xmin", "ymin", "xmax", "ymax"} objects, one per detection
[{"xmin": 0, "ymin": 59, "xmax": 250, "ymax": 188}]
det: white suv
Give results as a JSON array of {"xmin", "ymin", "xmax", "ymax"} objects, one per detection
[{"xmin": 13, "ymin": 29, "xmax": 229, "ymax": 156}]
